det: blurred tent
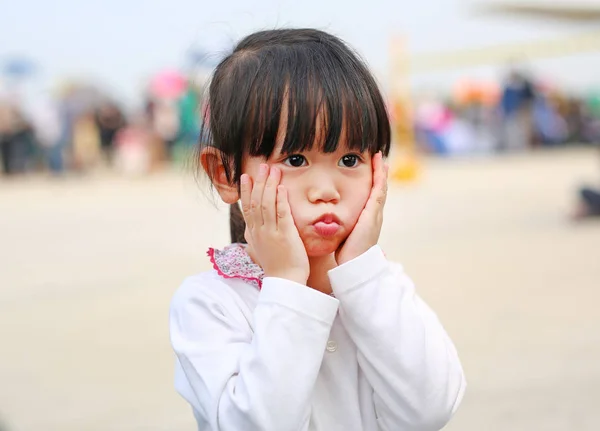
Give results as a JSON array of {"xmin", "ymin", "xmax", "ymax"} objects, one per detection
[
  {"xmin": 471, "ymin": 0, "xmax": 600, "ymax": 20},
  {"xmin": 410, "ymin": 30, "xmax": 600, "ymax": 72},
  {"xmin": 407, "ymin": 1, "xmax": 600, "ymax": 72}
]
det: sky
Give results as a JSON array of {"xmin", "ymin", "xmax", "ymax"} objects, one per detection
[{"xmin": 2, "ymin": 0, "xmax": 600, "ymax": 107}]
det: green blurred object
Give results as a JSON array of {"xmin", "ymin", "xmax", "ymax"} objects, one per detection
[
  {"xmin": 178, "ymin": 88, "xmax": 200, "ymax": 145},
  {"xmin": 586, "ymin": 91, "xmax": 600, "ymax": 117},
  {"xmin": 171, "ymin": 141, "xmax": 195, "ymax": 167}
]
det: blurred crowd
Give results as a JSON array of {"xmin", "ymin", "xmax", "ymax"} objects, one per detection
[
  {"xmin": 2, "ymin": 67, "xmax": 600, "ymax": 179},
  {"xmin": 412, "ymin": 69, "xmax": 600, "ymax": 156},
  {"xmin": 0, "ymin": 70, "xmax": 201, "ymax": 177}
]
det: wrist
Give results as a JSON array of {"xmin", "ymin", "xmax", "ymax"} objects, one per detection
[
  {"xmin": 337, "ymin": 247, "xmax": 367, "ymax": 266},
  {"xmin": 337, "ymin": 241, "xmax": 380, "ymax": 265},
  {"xmin": 265, "ymin": 270, "xmax": 308, "ymax": 285}
]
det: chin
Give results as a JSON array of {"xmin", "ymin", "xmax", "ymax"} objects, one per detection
[{"xmin": 302, "ymin": 236, "xmax": 343, "ymax": 258}]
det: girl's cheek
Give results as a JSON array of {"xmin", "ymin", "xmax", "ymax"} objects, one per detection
[
  {"xmin": 350, "ymin": 180, "xmax": 372, "ymax": 218},
  {"xmin": 277, "ymin": 166, "xmax": 300, "ymax": 187},
  {"xmin": 287, "ymin": 198, "xmax": 302, "ymax": 227}
]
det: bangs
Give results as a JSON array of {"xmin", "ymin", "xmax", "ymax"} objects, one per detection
[
  {"xmin": 203, "ymin": 30, "xmax": 391, "ymax": 184},
  {"xmin": 243, "ymin": 47, "xmax": 391, "ymax": 158}
]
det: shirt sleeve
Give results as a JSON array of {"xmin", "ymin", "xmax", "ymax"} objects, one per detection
[
  {"xmin": 328, "ymin": 246, "xmax": 466, "ymax": 431},
  {"xmin": 170, "ymin": 275, "xmax": 339, "ymax": 431}
]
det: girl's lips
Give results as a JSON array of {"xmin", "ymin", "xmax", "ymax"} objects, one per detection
[
  {"xmin": 312, "ymin": 213, "xmax": 342, "ymax": 238},
  {"xmin": 313, "ymin": 221, "xmax": 341, "ymax": 237},
  {"xmin": 312, "ymin": 213, "xmax": 341, "ymax": 225}
]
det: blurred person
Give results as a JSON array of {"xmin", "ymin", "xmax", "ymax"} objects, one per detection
[
  {"xmin": 573, "ymin": 186, "xmax": 600, "ymax": 219},
  {"xmin": 144, "ymin": 98, "xmax": 169, "ymax": 167},
  {"xmin": 0, "ymin": 101, "xmax": 34, "ymax": 175},
  {"xmin": 30, "ymin": 96, "xmax": 63, "ymax": 171},
  {"xmin": 113, "ymin": 112, "xmax": 153, "ymax": 175},
  {"xmin": 572, "ymin": 148, "xmax": 600, "ymax": 219},
  {"xmin": 95, "ymin": 101, "xmax": 126, "ymax": 164},
  {"xmin": 170, "ymin": 29, "xmax": 465, "ymax": 431},
  {"xmin": 145, "ymin": 97, "xmax": 155, "ymax": 124},
  {"xmin": 42, "ymin": 86, "xmax": 84, "ymax": 174},
  {"xmin": 499, "ymin": 69, "xmax": 536, "ymax": 151},
  {"xmin": 442, "ymin": 110, "xmax": 479, "ymax": 156},
  {"xmin": 463, "ymin": 104, "xmax": 496, "ymax": 155},
  {"xmin": 0, "ymin": 101, "xmax": 16, "ymax": 174},
  {"xmin": 150, "ymin": 97, "xmax": 179, "ymax": 160},
  {"xmin": 415, "ymin": 100, "xmax": 479, "ymax": 156},
  {"xmin": 71, "ymin": 111, "xmax": 101, "ymax": 172},
  {"xmin": 414, "ymin": 97, "xmax": 447, "ymax": 154},
  {"xmin": 532, "ymin": 94, "xmax": 568, "ymax": 146},
  {"xmin": 564, "ymin": 98, "xmax": 591, "ymax": 144}
]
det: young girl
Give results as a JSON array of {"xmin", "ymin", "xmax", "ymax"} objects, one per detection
[{"xmin": 170, "ymin": 29, "xmax": 466, "ymax": 431}]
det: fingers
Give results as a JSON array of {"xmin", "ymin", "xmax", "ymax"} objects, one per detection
[
  {"xmin": 276, "ymin": 185, "xmax": 295, "ymax": 232},
  {"xmin": 382, "ymin": 161, "xmax": 389, "ymax": 203},
  {"xmin": 373, "ymin": 151, "xmax": 385, "ymax": 189},
  {"xmin": 371, "ymin": 151, "xmax": 388, "ymax": 207},
  {"xmin": 262, "ymin": 166, "xmax": 281, "ymax": 226},
  {"xmin": 240, "ymin": 173, "xmax": 253, "ymax": 228},
  {"xmin": 241, "ymin": 164, "xmax": 280, "ymax": 230},
  {"xmin": 250, "ymin": 163, "xmax": 269, "ymax": 226},
  {"xmin": 243, "ymin": 225, "xmax": 251, "ymax": 245}
]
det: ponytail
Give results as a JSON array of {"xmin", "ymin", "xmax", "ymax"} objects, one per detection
[{"xmin": 229, "ymin": 202, "xmax": 247, "ymax": 244}]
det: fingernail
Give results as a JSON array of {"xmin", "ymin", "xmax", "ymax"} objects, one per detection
[
  {"xmin": 260, "ymin": 164, "xmax": 268, "ymax": 175},
  {"xmin": 240, "ymin": 174, "xmax": 248, "ymax": 184},
  {"xmin": 270, "ymin": 166, "xmax": 279, "ymax": 175}
]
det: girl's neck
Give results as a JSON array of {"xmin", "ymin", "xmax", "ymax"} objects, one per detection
[
  {"xmin": 245, "ymin": 244, "xmax": 336, "ymax": 295},
  {"xmin": 307, "ymin": 254, "xmax": 337, "ymax": 295}
]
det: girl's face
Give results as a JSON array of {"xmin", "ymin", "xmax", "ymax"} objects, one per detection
[{"xmin": 243, "ymin": 143, "xmax": 373, "ymax": 257}]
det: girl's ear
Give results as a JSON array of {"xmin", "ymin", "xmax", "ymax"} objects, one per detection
[{"xmin": 200, "ymin": 147, "xmax": 239, "ymax": 204}]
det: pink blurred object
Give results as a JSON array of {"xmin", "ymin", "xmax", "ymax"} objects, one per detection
[
  {"xmin": 150, "ymin": 70, "xmax": 187, "ymax": 99},
  {"xmin": 536, "ymin": 77, "xmax": 556, "ymax": 94},
  {"xmin": 417, "ymin": 101, "xmax": 452, "ymax": 132}
]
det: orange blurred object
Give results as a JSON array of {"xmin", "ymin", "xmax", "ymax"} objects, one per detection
[{"xmin": 453, "ymin": 80, "xmax": 500, "ymax": 106}]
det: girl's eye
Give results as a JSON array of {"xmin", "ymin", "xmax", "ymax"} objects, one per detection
[
  {"xmin": 283, "ymin": 154, "xmax": 307, "ymax": 167},
  {"xmin": 338, "ymin": 154, "xmax": 361, "ymax": 168}
]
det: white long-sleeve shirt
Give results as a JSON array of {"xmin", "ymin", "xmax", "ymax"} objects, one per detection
[{"xmin": 170, "ymin": 245, "xmax": 466, "ymax": 431}]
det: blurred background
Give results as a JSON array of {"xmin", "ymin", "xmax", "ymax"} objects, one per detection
[{"xmin": 1, "ymin": 0, "xmax": 600, "ymax": 430}]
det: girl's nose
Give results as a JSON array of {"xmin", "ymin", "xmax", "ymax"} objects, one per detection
[{"xmin": 307, "ymin": 174, "xmax": 340, "ymax": 204}]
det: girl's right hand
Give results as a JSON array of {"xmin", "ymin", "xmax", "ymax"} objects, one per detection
[{"xmin": 240, "ymin": 164, "xmax": 310, "ymax": 285}]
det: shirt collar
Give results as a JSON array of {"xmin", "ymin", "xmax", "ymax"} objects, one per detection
[{"xmin": 208, "ymin": 243, "xmax": 264, "ymax": 289}]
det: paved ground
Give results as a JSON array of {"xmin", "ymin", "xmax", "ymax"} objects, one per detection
[{"xmin": 1, "ymin": 148, "xmax": 599, "ymax": 431}]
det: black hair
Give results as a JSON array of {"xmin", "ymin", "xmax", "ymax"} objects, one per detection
[{"xmin": 200, "ymin": 28, "xmax": 391, "ymax": 244}]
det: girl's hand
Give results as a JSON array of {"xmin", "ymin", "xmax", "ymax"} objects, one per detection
[
  {"xmin": 241, "ymin": 164, "xmax": 310, "ymax": 285},
  {"xmin": 336, "ymin": 152, "xmax": 389, "ymax": 265}
]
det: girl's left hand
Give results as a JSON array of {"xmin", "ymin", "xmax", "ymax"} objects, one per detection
[{"xmin": 335, "ymin": 152, "xmax": 389, "ymax": 265}]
